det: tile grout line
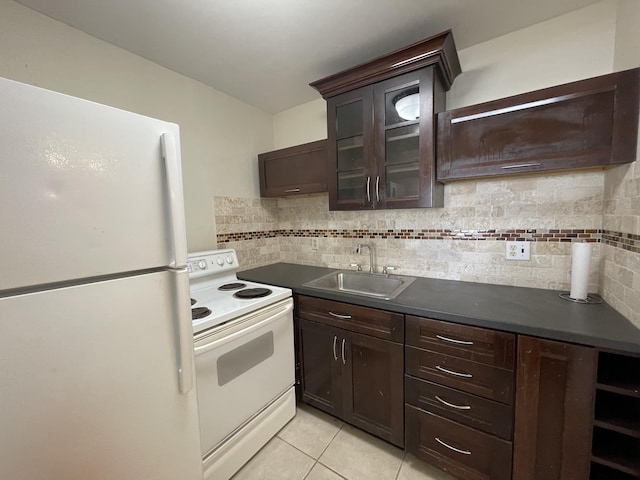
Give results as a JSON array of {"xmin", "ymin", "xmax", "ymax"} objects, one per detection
[
  {"xmin": 277, "ymin": 416, "xmax": 346, "ymax": 480},
  {"xmin": 394, "ymin": 451, "xmax": 408, "ymax": 480},
  {"xmin": 308, "ymin": 421, "xmax": 348, "ymax": 479}
]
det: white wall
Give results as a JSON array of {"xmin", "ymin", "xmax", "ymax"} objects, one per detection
[
  {"xmin": 273, "ymin": 98, "xmax": 326, "ymax": 149},
  {"xmin": 0, "ymin": 0, "xmax": 274, "ymax": 252},
  {"xmin": 446, "ymin": 0, "xmax": 616, "ymax": 109},
  {"xmin": 613, "ymin": 0, "xmax": 640, "ymax": 71}
]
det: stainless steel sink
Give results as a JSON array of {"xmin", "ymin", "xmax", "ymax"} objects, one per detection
[{"xmin": 303, "ymin": 270, "xmax": 416, "ymax": 300}]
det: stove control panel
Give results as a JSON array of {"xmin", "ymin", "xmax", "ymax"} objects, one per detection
[{"xmin": 187, "ymin": 249, "xmax": 240, "ymax": 278}]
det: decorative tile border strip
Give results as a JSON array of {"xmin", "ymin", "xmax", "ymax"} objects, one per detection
[
  {"xmin": 217, "ymin": 228, "xmax": 640, "ymax": 252},
  {"xmin": 602, "ymin": 230, "xmax": 640, "ymax": 253},
  {"xmin": 218, "ymin": 228, "xmax": 604, "ymax": 243}
]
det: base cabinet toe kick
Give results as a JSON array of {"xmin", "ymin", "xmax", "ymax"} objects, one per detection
[{"xmin": 294, "ymin": 294, "xmax": 640, "ymax": 480}]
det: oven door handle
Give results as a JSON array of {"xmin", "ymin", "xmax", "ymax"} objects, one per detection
[{"xmin": 194, "ymin": 301, "xmax": 293, "ymax": 355}]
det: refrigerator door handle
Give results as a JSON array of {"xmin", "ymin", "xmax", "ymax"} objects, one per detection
[
  {"xmin": 172, "ymin": 268, "xmax": 194, "ymax": 394},
  {"xmin": 161, "ymin": 133, "xmax": 188, "ymax": 268}
]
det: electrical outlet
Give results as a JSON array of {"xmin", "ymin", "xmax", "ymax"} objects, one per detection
[
  {"xmin": 506, "ymin": 241, "xmax": 530, "ymax": 260},
  {"xmin": 311, "ymin": 238, "xmax": 319, "ymax": 250}
]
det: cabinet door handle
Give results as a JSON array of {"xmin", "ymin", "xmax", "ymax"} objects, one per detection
[
  {"xmin": 284, "ymin": 188, "xmax": 301, "ymax": 193},
  {"xmin": 436, "ymin": 365, "xmax": 473, "ymax": 378},
  {"xmin": 500, "ymin": 163, "xmax": 541, "ymax": 169},
  {"xmin": 375, "ymin": 176, "xmax": 380, "ymax": 202},
  {"xmin": 435, "ymin": 395, "xmax": 472, "ymax": 410},
  {"xmin": 341, "ymin": 338, "xmax": 346, "ymax": 364},
  {"xmin": 328, "ymin": 312, "xmax": 352, "ymax": 320},
  {"xmin": 332, "ymin": 335, "xmax": 338, "ymax": 361},
  {"xmin": 435, "ymin": 437, "xmax": 472, "ymax": 455},
  {"xmin": 366, "ymin": 176, "xmax": 371, "ymax": 203},
  {"xmin": 436, "ymin": 334, "xmax": 474, "ymax": 346}
]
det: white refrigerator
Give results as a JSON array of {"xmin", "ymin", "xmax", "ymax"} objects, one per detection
[{"xmin": 0, "ymin": 77, "xmax": 203, "ymax": 479}]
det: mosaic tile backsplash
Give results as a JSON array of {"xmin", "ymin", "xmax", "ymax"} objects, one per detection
[{"xmin": 213, "ymin": 169, "xmax": 639, "ymax": 327}]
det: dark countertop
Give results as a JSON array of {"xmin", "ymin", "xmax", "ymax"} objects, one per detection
[{"xmin": 239, "ymin": 262, "xmax": 640, "ymax": 354}]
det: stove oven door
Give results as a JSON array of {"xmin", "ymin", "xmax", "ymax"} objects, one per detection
[{"xmin": 193, "ymin": 297, "xmax": 294, "ymax": 457}]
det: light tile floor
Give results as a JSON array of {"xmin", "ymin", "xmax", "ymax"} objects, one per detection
[{"xmin": 232, "ymin": 403, "xmax": 456, "ymax": 480}]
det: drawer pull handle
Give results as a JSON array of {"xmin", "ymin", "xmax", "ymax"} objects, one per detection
[
  {"xmin": 435, "ymin": 395, "xmax": 472, "ymax": 410},
  {"xmin": 329, "ymin": 312, "xmax": 352, "ymax": 320},
  {"xmin": 436, "ymin": 365, "xmax": 473, "ymax": 378},
  {"xmin": 500, "ymin": 163, "xmax": 541, "ymax": 170},
  {"xmin": 284, "ymin": 188, "xmax": 301, "ymax": 193},
  {"xmin": 436, "ymin": 334, "xmax": 473, "ymax": 346},
  {"xmin": 332, "ymin": 336, "xmax": 338, "ymax": 361},
  {"xmin": 435, "ymin": 437, "xmax": 472, "ymax": 456}
]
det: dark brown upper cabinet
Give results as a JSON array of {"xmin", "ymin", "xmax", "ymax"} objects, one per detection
[
  {"xmin": 310, "ymin": 30, "xmax": 461, "ymax": 210},
  {"xmin": 258, "ymin": 139, "xmax": 328, "ymax": 197},
  {"xmin": 437, "ymin": 68, "xmax": 640, "ymax": 182}
]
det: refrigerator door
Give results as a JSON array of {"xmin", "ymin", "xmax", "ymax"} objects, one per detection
[
  {"xmin": 0, "ymin": 270, "xmax": 202, "ymax": 480},
  {"xmin": 0, "ymin": 76, "xmax": 188, "ymax": 291}
]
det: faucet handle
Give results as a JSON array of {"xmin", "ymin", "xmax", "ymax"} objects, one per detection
[
  {"xmin": 382, "ymin": 266, "xmax": 397, "ymax": 275},
  {"xmin": 349, "ymin": 263, "xmax": 362, "ymax": 272}
]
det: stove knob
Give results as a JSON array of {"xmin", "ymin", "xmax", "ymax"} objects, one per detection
[
  {"xmin": 198, "ymin": 260, "xmax": 207, "ymax": 270},
  {"xmin": 216, "ymin": 258, "xmax": 224, "ymax": 266},
  {"xmin": 226, "ymin": 255, "xmax": 233, "ymax": 264}
]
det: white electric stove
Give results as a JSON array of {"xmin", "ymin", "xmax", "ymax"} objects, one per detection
[
  {"xmin": 187, "ymin": 249, "xmax": 295, "ymax": 480},
  {"xmin": 188, "ymin": 249, "xmax": 292, "ymax": 335}
]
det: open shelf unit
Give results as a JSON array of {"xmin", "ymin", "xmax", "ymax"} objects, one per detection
[{"xmin": 591, "ymin": 351, "xmax": 640, "ymax": 479}]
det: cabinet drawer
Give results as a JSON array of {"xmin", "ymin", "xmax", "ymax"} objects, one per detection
[
  {"xmin": 406, "ymin": 346, "xmax": 514, "ymax": 404},
  {"xmin": 297, "ymin": 295, "xmax": 403, "ymax": 342},
  {"xmin": 405, "ymin": 376, "xmax": 513, "ymax": 440},
  {"xmin": 406, "ymin": 405, "xmax": 512, "ymax": 480},
  {"xmin": 406, "ymin": 315, "xmax": 515, "ymax": 370}
]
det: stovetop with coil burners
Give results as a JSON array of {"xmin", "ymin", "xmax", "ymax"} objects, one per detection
[{"xmin": 187, "ymin": 249, "xmax": 292, "ymax": 334}]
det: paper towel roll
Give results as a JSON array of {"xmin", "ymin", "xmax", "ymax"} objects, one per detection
[{"xmin": 570, "ymin": 242, "xmax": 592, "ymax": 300}]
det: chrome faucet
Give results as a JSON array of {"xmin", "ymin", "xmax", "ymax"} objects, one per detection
[{"xmin": 356, "ymin": 243, "xmax": 374, "ymax": 273}]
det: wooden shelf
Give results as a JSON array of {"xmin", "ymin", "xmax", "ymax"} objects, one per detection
[
  {"xmin": 594, "ymin": 419, "xmax": 640, "ymax": 439},
  {"xmin": 337, "ymin": 169, "xmax": 364, "ymax": 180},
  {"xmin": 597, "ymin": 352, "xmax": 640, "ymax": 399},
  {"xmin": 596, "ymin": 383, "xmax": 640, "ymax": 398},
  {"xmin": 594, "ymin": 389, "xmax": 640, "ymax": 438},
  {"xmin": 386, "ymin": 131, "xmax": 419, "ymax": 142},
  {"xmin": 591, "ymin": 461, "xmax": 640, "ymax": 479},
  {"xmin": 337, "ymin": 143, "xmax": 363, "ymax": 152},
  {"xmin": 591, "ymin": 454, "xmax": 640, "ymax": 477}
]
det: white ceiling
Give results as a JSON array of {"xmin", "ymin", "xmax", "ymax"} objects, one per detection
[{"xmin": 16, "ymin": 0, "xmax": 600, "ymax": 113}]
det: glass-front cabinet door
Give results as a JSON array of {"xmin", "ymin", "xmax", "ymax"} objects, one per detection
[
  {"xmin": 326, "ymin": 67, "xmax": 443, "ymax": 210},
  {"xmin": 374, "ymin": 68, "xmax": 442, "ymax": 209},
  {"xmin": 327, "ymin": 87, "xmax": 374, "ymax": 210}
]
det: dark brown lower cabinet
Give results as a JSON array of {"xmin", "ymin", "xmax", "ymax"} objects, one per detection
[
  {"xmin": 299, "ymin": 317, "xmax": 404, "ymax": 447},
  {"xmin": 299, "ymin": 319, "xmax": 343, "ymax": 417},
  {"xmin": 296, "ymin": 296, "xmax": 637, "ymax": 480},
  {"xmin": 513, "ymin": 336, "xmax": 597, "ymax": 480}
]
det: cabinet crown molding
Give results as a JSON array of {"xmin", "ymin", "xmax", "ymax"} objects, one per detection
[{"xmin": 310, "ymin": 29, "xmax": 461, "ymax": 99}]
